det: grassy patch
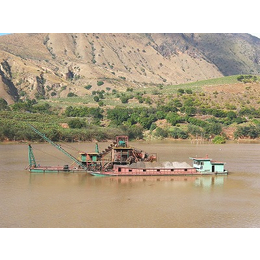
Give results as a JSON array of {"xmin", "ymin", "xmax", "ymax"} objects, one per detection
[{"xmin": 162, "ymin": 75, "xmax": 243, "ymax": 94}]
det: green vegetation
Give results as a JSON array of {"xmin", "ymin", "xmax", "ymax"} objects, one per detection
[
  {"xmin": 237, "ymin": 75, "xmax": 258, "ymax": 83},
  {"xmin": 0, "ymin": 98, "xmax": 8, "ymax": 110},
  {"xmin": 234, "ymin": 125, "xmax": 260, "ymax": 139},
  {"xmin": 97, "ymin": 81, "xmax": 104, "ymax": 86},
  {"xmin": 84, "ymin": 84, "xmax": 92, "ymax": 90},
  {"xmin": 67, "ymin": 92, "xmax": 78, "ymax": 97},
  {"xmin": 212, "ymin": 135, "xmax": 226, "ymax": 144},
  {"xmin": 2, "ymin": 75, "xmax": 260, "ymax": 143}
]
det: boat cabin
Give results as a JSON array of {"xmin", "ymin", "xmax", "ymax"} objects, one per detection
[
  {"xmin": 80, "ymin": 152, "xmax": 100, "ymax": 164},
  {"xmin": 190, "ymin": 156, "xmax": 227, "ymax": 174},
  {"xmin": 79, "ymin": 142, "xmax": 101, "ymax": 165}
]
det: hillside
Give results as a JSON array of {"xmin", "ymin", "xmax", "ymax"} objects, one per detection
[
  {"xmin": 1, "ymin": 33, "xmax": 260, "ymax": 104},
  {"xmin": 2, "ymin": 74, "xmax": 260, "ymax": 142}
]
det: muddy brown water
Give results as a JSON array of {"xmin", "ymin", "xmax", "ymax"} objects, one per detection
[{"xmin": 1, "ymin": 140, "xmax": 260, "ymax": 228}]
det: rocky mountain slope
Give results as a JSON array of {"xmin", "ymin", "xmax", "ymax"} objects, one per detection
[{"xmin": 1, "ymin": 33, "xmax": 260, "ymax": 104}]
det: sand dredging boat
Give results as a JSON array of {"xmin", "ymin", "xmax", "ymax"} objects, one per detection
[{"xmin": 27, "ymin": 124, "xmax": 228, "ymax": 176}]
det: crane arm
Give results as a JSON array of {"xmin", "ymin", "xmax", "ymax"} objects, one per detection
[{"xmin": 28, "ymin": 124, "xmax": 88, "ymax": 170}]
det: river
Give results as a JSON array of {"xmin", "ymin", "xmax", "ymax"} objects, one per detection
[{"xmin": 1, "ymin": 140, "xmax": 260, "ymax": 228}]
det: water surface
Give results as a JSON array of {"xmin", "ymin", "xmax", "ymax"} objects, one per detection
[{"xmin": 1, "ymin": 140, "xmax": 260, "ymax": 228}]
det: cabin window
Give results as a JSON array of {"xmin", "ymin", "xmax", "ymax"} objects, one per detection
[
  {"xmin": 171, "ymin": 169, "xmax": 174, "ymax": 172},
  {"xmin": 118, "ymin": 168, "xmax": 121, "ymax": 172},
  {"xmin": 157, "ymin": 169, "xmax": 160, "ymax": 172},
  {"xmin": 143, "ymin": 169, "xmax": 146, "ymax": 172},
  {"xmin": 184, "ymin": 169, "xmax": 187, "ymax": 171},
  {"xmin": 129, "ymin": 169, "xmax": 132, "ymax": 172}
]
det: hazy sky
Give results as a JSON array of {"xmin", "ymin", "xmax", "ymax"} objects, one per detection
[{"xmin": 250, "ymin": 33, "xmax": 260, "ymax": 39}]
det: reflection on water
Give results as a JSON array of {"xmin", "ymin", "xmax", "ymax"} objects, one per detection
[
  {"xmin": 1, "ymin": 141, "xmax": 260, "ymax": 228},
  {"xmin": 194, "ymin": 176, "xmax": 226, "ymax": 188},
  {"xmin": 29, "ymin": 171, "xmax": 226, "ymax": 189},
  {"xmin": 90, "ymin": 175, "xmax": 226, "ymax": 188}
]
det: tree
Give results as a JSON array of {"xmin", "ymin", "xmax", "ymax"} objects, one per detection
[
  {"xmin": 120, "ymin": 96, "xmax": 129, "ymax": 103},
  {"xmin": 166, "ymin": 112, "xmax": 184, "ymax": 126},
  {"xmin": 156, "ymin": 110, "xmax": 166, "ymax": 119},
  {"xmin": 170, "ymin": 127, "xmax": 188, "ymax": 139},
  {"xmin": 107, "ymin": 107, "xmax": 131, "ymax": 125},
  {"xmin": 185, "ymin": 106, "xmax": 197, "ymax": 116},
  {"xmin": 155, "ymin": 127, "xmax": 168, "ymax": 138},
  {"xmin": 227, "ymin": 111, "xmax": 237, "ymax": 120},
  {"xmin": 68, "ymin": 118, "xmax": 86, "ymax": 129},
  {"xmin": 205, "ymin": 123, "xmax": 222, "ymax": 136},
  {"xmin": 188, "ymin": 124, "xmax": 203, "ymax": 136},
  {"xmin": 138, "ymin": 116, "xmax": 155, "ymax": 130},
  {"xmin": 126, "ymin": 125, "xmax": 144, "ymax": 139}
]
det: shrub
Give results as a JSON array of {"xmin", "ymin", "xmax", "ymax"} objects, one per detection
[
  {"xmin": 98, "ymin": 101, "xmax": 104, "ymax": 106},
  {"xmin": 155, "ymin": 127, "xmax": 168, "ymax": 138},
  {"xmin": 97, "ymin": 81, "xmax": 104, "ymax": 86},
  {"xmin": 177, "ymin": 88, "xmax": 185, "ymax": 95},
  {"xmin": 187, "ymin": 124, "xmax": 203, "ymax": 136},
  {"xmin": 212, "ymin": 135, "xmax": 226, "ymax": 144},
  {"xmin": 237, "ymin": 75, "xmax": 258, "ymax": 83},
  {"xmin": 186, "ymin": 89, "xmax": 193, "ymax": 94},
  {"xmin": 169, "ymin": 127, "xmax": 188, "ymax": 139},
  {"xmin": 94, "ymin": 96, "xmax": 100, "ymax": 102},
  {"xmin": 68, "ymin": 118, "xmax": 86, "ymax": 129},
  {"xmin": 67, "ymin": 92, "xmax": 77, "ymax": 97},
  {"xmin": 144, "ymin": 97, "xmax": 152, "ymax": 105},
  {"xmin": 0, "ymin": 98, "xmax": 8, "ymax": 110},
  {"xmin": 84, "ymin": 85, "xmax": 92, "ymax": 90},
  {"xmin": 120, "ymin": 96, "xmax": 129, "ymax": 103}
]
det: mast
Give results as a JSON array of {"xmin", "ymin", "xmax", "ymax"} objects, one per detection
[
  {"xmin": 95, "ymin": 142, "xmax": 99, "ymax": 153},
  {"xmin": 28, "ymin": 124, "xmax": 88, "ymax": 170},
  {"xmin": 28, "ymin": 144, "xmax": 37, "ymax": 168}
]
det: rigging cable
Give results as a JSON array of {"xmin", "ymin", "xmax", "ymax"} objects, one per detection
[{"xmin": 32, "ymin": 146, "xmax": 71, "ymax": 164}]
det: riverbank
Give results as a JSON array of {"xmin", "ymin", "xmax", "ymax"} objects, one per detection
[{"xmin": 2, "ymin": 137, "xmax": 260, "ymax": 145}]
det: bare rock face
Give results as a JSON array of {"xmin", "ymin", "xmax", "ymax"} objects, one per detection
[
  {"xmin": 0, "ymin": 33, "xmax": 260, "ymax": 102},
  {"xmin": 0, "ymin": 60, "xmax": 19, "ymax": 104}
]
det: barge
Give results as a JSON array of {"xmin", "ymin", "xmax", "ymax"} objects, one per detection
[
  {"xmin": 90, "ymin": 156, "xmax": 227, "ymax": 177},
  {"xmin": 27, "ymin": 125, "xmax": 228, "ymax": 176}
]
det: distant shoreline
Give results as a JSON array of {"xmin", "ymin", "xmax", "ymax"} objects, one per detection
[{"xmin": 1, "ymin": 138, "xmax": 260, "ymax": 145}]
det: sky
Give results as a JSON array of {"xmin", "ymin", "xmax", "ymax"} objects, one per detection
[
  {"xmin": 1, "ymin": 1, "xmax": 260, "ymax": 33},
  {"xmin": 250, "ymin": 33, "xmax": 260, "ymax": 39}
]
